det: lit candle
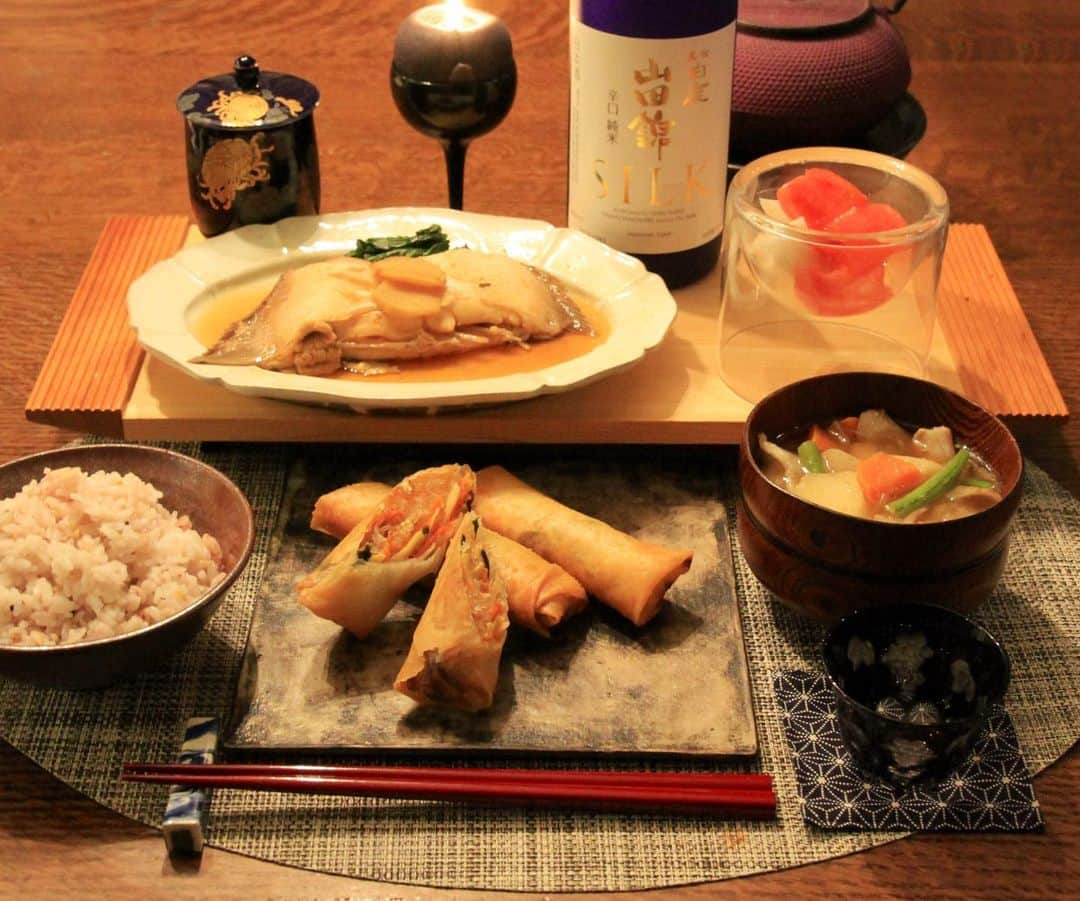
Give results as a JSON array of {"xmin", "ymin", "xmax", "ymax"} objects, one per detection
[
  {"xmin": 391, "ymin": 1, "xmax": 517, "ymax": 210},
  {"xmin": 393, "ymin": 1, "xmax": 515, "ymax": 86}
]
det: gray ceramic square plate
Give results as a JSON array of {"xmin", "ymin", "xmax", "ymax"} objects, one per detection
[{"xmin": 227, "ymin": 453, "xmax": 757, "ymax": 758}]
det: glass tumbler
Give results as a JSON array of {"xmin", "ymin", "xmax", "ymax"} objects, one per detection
[{"xmin": 717, "ymin": 147, "xmax": 949, "ymax": 403}]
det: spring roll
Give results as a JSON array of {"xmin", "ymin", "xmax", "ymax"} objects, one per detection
[
  {"xmin": 310, "ymin": 482, "xmax": 396, "ymax": 538},
  {"xmin": 474, "ymin": 466, "xmax": 692, "ymax": 627},
  {"xmin": 483, "ymin": 530, "xmax": 587, "ymax": 637},
  {"xmin": 309, "ymin": 479, "xmax": 588, "ymax": 636},
  {"xmin": 296, "ymin": 464, "xmax": 475, "ymax": 639},
  {"xmin": 394, "ymin": 512, "xmax": 509, "ymax": 711}
]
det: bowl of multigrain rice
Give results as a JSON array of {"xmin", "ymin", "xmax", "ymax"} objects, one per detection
[{"xmin": 0, "ymin": 444, "xmax": 254, "ymax": 689}]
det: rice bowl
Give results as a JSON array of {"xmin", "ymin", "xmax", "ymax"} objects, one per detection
[
  {"xmin": 0, "ymin": 444, "xmax": 253, "ymax": 689},
  {"xmin": 0, "ymin": 466, "xmax": 225, "ymax": 647}
]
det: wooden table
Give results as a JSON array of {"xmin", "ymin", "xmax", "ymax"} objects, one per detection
[{"xmin": 2, "ymin": 1, "xmax": 1076, "ymax": 895}]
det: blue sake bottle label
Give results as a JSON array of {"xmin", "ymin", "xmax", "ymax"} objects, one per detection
[{"xmin": 568, "ymin": 19, "xmax": 735, "ymax": 255}]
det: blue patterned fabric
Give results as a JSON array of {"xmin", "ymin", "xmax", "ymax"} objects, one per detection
[{"xmin": 774, "ymin": 671, "xmax": 1043, "ymax": 832}]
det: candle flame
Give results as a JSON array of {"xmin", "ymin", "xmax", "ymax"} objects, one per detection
[
  {"xmin": 441, "ymin": 0, "xmax": 468, "ymax": 30},
  {"xmin": 422, "ymin": 0, "xmax": 491, "ymax": 32}
]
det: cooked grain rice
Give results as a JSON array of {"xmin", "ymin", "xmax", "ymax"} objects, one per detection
[{"xmin": 0, "ymin": 467, "xmax": 224, "ymax": 647}]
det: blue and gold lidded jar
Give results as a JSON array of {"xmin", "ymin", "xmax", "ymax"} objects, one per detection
[{"xmin": 177, "ymin": 55, "xmax": 320, "ymax": 236}]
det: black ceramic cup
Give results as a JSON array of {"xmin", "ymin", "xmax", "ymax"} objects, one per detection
[
  {"xmin": 822, "ymin": 602, "xmax": 1010, "ymax": 785},
  {"xmin": 177, "ymin": 55, "xmax": 320, "ymax": 237}
]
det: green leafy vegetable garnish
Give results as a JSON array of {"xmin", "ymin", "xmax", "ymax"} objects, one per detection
[{"xmin": 348, "ymin": 224, "xmax": 451, "ymax": 262}]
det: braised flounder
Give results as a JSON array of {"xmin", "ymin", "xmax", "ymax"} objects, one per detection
[{"xmin": 192, "ymin": 249, "xmax": 589, "ymax": 376}]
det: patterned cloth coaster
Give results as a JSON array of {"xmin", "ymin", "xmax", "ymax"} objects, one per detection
[{"xmin": 774, "ymin": 671, "xmax": 1044, "ymax": 832}]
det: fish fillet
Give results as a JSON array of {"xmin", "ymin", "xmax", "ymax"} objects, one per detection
[{"xmin": 192, "ymin": 249, "xmax": 586, "ymax": 376}]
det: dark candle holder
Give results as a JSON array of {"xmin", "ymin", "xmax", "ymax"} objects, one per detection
[{"xmin": 391, "ymin": 3, "xmax": 516, "ymax": 210}]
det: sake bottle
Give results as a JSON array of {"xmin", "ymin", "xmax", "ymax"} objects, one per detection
[{"xmin": 568, "ymin": 1, "xmax": 737, "ymax": 288}]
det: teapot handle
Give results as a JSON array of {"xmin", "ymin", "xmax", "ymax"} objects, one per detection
[{"xmin": 874, "ymin": 0, "xmax": 908, "ymax": 13}]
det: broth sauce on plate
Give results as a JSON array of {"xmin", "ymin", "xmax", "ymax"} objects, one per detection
[{"xmin": 189, "ymin": 278, "xmax": 276, "ymax": 350}]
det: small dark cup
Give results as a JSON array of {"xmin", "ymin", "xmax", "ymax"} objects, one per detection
[
  {"xmin": 178, "ymin": 55, "xmax": 320, "ymax": 237},
  {"xmin": 822, "ymin": 603, "xmax": 1011, "ymax": 785}
]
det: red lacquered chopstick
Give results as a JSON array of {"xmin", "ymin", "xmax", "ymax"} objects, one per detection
[
  {"xmin": 123, "ymin": 762, "xmax": 771, "ymax": 792},
  {"xmin": 121, "ymin": 764, "xmax": 776, "ymax": 818}
]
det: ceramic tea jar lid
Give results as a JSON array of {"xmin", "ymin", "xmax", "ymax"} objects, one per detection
[
  {"xmin": 731, "ymin": 0, "xmax": 913, "ymax": 162},
  {"xmin": 176, "ymin": 55, "xmax": 319, "ymax": 130}
]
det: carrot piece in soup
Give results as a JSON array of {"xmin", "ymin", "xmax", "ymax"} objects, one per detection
[
  {"xmin": 856, "ymin": 452, "xmax": 926, "ymax": 508},
  {"xmin": 823, "ymin": 417, "xmax": 860, "ymax": 446},
  {"xmin": 810, "ymin": 424, "xmax": 844, "ymax": 452}
]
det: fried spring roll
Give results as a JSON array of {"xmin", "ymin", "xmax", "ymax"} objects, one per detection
[
  {"xmin": 394, "ymin": 512, "xmax": 509, "ymax": 711},
  {"xmin": 310, "ymin": 482, "xmax": 396, "ymax": 538},
  {"xmin": 309, "ymin": 479, "xmax": 588, "ymax": 636},
  {"xmin": 483, "ymin": 531, "xmax": 587, "ymax": 637},
  {"xmin": 474, "ymin": 466, "xmax": 692, "ymax": 627},
  {"xmin": 296, "ymin": 464, "xmax": 475, "ymax": 639}
]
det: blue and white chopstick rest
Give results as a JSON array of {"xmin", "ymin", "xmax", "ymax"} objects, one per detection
[{"xmin": 161, "ymin": 716, "xmax": 219, "ymax": 855}]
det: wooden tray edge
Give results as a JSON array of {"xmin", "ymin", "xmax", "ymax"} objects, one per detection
[
  {"xmin": 939, "ymin": 224, "xmax": 1067, "ymax": 418},
  {"xmin": 24, "ymin": 215, "xmax": 190, "ymax": 436}
]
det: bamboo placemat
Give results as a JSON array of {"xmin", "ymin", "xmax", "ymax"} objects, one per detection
[
  {"xmin": 937, "ymin": 225, "xmax": 1066, "ymax": 416},
  {"xmin": 25, "ymin": 219, "xmax": 1067, "ymax": 442},
  {"xmin": 25, "ymin": 216, "xmax": 190, "ymax": 435},
  {"xmin": 0, "ymin": 442, "xmax": 1076, "ymax": 892}
]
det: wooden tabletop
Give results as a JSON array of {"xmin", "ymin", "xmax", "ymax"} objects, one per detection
[{"xmin": 2, "ymin": 0, "xmax": 1077, "ymax": 895}]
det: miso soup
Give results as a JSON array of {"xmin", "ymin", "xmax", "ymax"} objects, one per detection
[{"xmin": 758, "ymin": 409, "xmax": 1000, "ymax": 523}]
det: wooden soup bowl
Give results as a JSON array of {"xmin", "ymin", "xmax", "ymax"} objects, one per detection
[{"xmin": 737, "ymin": 373, "xmax": 1023, "ymax": 623}]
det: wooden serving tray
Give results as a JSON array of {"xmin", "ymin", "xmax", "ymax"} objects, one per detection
[{"xmin": 26, "ymin": 216, "xmax": 1067, "ymax": 443}]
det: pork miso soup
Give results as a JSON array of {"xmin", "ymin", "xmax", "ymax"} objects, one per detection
[{"xmin": 758, "ymin": 409, "xmax": 1001, "ymax": 523}]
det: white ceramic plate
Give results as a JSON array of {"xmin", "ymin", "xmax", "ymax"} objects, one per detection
[{"xmin": 127, "ymin": 208, "xmax": 677, "ymax": 411}]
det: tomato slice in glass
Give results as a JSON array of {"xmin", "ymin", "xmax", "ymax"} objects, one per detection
[
  {"xmin": 794, "ymin": 261, "xmax": 893, "ymax": 316},
  {"xmin": 813, "ymin": 203, "xmax": 909, "ymax": 276},
  {"xmin": 776, "ymin": 168, "xmax": 868, "ymax": 229}
]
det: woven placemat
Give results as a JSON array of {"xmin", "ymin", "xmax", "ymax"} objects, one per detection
[{"xmin": 1, "ymin": 444, "xmax": 1077, "ymax": 892}]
